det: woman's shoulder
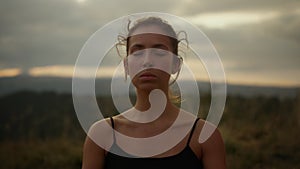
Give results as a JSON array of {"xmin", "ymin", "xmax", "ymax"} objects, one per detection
[
  {"xmin": 193, "ymin": 118, "xmax": 223, "ymax": 143},
  {"xmin": 193, "ymin": 119, "xmax": 226, "ymax": 168},
  {"xmin": 192, "ymin": 118, "xmax": 225, "ymax": 157},
  {"xmin": 89, "ymin": 117, "xmax": 113, "ymax": 132},
  {"xmin": 87, "ymin": 117, "xmax": 115, "ymax": 150}
]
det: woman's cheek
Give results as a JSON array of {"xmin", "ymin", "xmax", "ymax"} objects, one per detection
[
  {"xmin": 153, "ymin": 58, "xmax": 173, "ymax": 74},
  {"xmin": 127, "ymin": 59, "xmax": 142, "ymax": 78}
]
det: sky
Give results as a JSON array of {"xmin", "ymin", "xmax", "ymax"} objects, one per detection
[{"xmin": 0, "ymin": 0, "xmax": 299, "ymax": 87}]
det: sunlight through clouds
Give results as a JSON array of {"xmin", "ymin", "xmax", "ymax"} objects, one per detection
[
  {"xmin": 0, "ymin": 68, "xmax": 22, "ymax": 77},
  {"xmin": 28, "ymin": 65, "xmax": 121, "ymax": 78},
  {"xmin": 186, "ymin": 11, "xmax": 279, "ymax": 29},
  {"xmin": 77, "ymin": 0, "xmax": 86, "ymax": 3},
  {"xmin": 29, "ymin": 65, "xmax": 74, "ymax": 78}
]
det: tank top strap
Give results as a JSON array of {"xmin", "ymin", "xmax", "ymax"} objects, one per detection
[
  {"xmin": 110, "ymin": 117, "xmax": 115, "ymax": 129},
  {"xmin": 110, "ymin": 117, "xmax": 116, "ymax": 142},
  {"xmin": 186, "ymin": 117, "xmax": 200, "ymax": 146}
]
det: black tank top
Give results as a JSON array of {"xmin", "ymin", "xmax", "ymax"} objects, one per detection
[{"xmin": 104, "ymin": 117, "xmax": 203, "ymax": 169}]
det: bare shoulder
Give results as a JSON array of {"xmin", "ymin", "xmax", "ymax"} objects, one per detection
[
  {"xmin": 82, "ymin": 118, "xmax": 114, "ymax": 169},
  {"xmin": 195, "ymin": 119, "xmax": 223, "ymax": 144},
  {"xmin": 193, "ymin": 119, "xmax": 226, "ymax": 169},
  {"xmin": 86, "ymin": 118, "xmax": 114, "ymax": 150}
]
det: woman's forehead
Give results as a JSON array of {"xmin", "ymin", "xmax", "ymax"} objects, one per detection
[
  {"xmin": 130, "ymin": 25, "xmax": 174, "ymax": 38},
  {"xmin": 128, "ymin": 33, "xmax": 172, "ymax": 48}
]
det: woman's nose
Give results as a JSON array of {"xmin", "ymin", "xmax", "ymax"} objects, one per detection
[{"xmin": 142, "ymin": 50, "xmax": 153, "ymax": 68}]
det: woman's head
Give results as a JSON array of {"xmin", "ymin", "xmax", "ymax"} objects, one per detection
[
  {"xmin": 122, "ymin": 17, "xmax": 183, "ymax": 91},
  {"xmin": 126, "ymin": 17, "xmax": 179, "ymax": 56},
  {"xmin": 115, "ymin": 16, "xmax": 186, "ymax": 103}
]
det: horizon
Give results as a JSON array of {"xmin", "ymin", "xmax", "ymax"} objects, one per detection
[{"xmin": 1, "ymin": 74, "xmax": 299, "ymax": 89}]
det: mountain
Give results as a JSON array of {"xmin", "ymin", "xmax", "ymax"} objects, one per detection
[{"xmin": 0, "ymin": 75, "xmax": 299, "ymax": 98}]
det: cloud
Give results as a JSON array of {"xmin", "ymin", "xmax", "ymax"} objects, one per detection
[
  {"xmin": 203, "ymin": 24, "xmax": 300, "ymax": 76},
  {"xmin": 173, "ymin": 0, "xmax": 300, "ymax": 15},
  {"xmin": 186, "ymin": 11, "xmax": 279, "ymax": 29},
  {"xmin": 0, "ymin": 0, "xmax": 299, "ymax": 86},
  {"xmin": 262, "ymin": 10, "xmax": 300, "ymax": 43},
  {"xmin": 0, "ymin": 0, "xmax": 97, "ymax": 70},
  {"xmin": 0, "ymin": 0, "xmax": 177, "ymax": 69}
]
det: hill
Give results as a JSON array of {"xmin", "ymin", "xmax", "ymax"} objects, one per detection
[{"xmin": 0, "ymin": 75, "xmax": 299, "ymax": 98}]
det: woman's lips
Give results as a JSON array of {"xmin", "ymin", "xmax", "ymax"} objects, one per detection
[{"xmin": 139, "ymin": 72, "xmax": 157, "ymax": 80}]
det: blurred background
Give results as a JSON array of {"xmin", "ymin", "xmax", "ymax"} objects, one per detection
[{"xmin": 0, "ymin": 0, "xmax": 299, "ymax": 168}]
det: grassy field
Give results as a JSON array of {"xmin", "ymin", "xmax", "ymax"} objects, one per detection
[{"xmin": 0, "ymin": 91, "xmax": 299, "ymax": 168}]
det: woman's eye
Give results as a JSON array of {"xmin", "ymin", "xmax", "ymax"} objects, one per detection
[
  {"xmin": 129, "ymin": 49, "xmax": 168, "ymax": 58},
  {"xmin": 153, "ymin": 49, "xmax": 168, "ymax": 56},
  {"xmin": 131, "ymin": 50, "xmax": 144, "ymax": 57}
]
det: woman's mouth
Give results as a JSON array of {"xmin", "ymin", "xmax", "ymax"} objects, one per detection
[{"xmin": 139, "ymin": 72, "xmax": 157, "ymax": 80}]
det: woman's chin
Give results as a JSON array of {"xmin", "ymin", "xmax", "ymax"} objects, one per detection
[
  {"xmin": 138, "ymin": 86, "xmax": 158, "ymax": 92},
  {"xmin": 136, "ymin": 83, "xmax": 161, "ymax": 92}
]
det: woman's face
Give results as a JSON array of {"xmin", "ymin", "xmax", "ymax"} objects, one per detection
[{"xmin": 125, "ymin": 25, "xmax": 179, "ymax": 91}]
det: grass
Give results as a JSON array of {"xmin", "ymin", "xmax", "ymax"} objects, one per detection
[
  {"xmin": 1, "ymin": 92, "xmax": 300, "ymax": 168},
  {"xmin": 0, "ymin": 139, "xmax": 83, "ymax": 169}
]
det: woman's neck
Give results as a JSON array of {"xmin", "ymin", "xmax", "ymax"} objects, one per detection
[{"xmin": 134, "ymin": 88, "xmax": 178, "ymax": 119}]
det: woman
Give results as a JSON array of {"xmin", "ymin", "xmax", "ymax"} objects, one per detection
[{"xmin": 82, "ymin": 17, "xmax": 226, "ymax": 169}]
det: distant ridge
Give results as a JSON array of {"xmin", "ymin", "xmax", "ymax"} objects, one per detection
[{"xmin": 0, "ymin": 75, "xmax": 299, "ymax": 98}]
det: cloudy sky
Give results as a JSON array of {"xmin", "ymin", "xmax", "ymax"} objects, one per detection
[{"xmin": 0, "ymin": 0, "xmax": 299, "ymax": 87}]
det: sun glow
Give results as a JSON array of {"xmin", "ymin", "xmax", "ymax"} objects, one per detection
[{"xmin": 77, "ymin": 0, "xmax": 86, "ymax": 3}]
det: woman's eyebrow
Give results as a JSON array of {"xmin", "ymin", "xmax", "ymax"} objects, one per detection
[
  {"xmin": 129, "ymin": 43, "xmax": 169, "ymax": 50},
  {"xmin": 129, "ymin": 44, "xmax": 144, "ymax": 49},
  {"xmin": 152, "ymin": 44, "xmax": 168, "ymax": 49}
]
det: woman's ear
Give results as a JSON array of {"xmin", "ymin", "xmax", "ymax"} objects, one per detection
[{"xmin": 172, "ymin": 56, "xmax": 182, "ymax": 74}]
